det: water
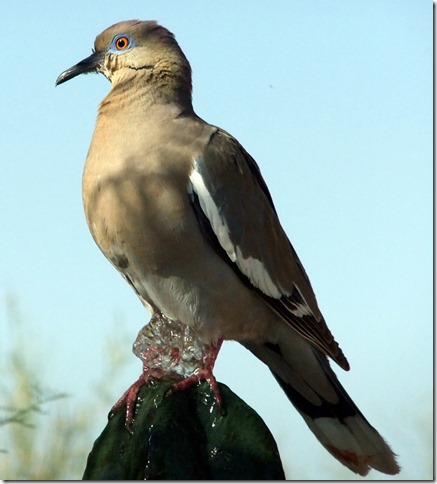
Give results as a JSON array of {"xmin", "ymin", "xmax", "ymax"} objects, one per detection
[{"xmin": 132, "ymin": 312, "xmax": 210, "ymax": 379}]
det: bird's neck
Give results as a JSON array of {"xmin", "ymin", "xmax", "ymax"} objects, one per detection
[{"xmin": 99, "ymin": 67, "xmax": 194, "ymax": 116}]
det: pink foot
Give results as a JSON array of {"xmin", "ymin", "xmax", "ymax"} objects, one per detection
[
  {"xmin": 109, "ymin": 338, "xmax": 224, "ymax": 431},
  {"xmin": 108, "ymin": 368, "xmax": 164, "ymax": 432},
  {"xmin": 168, "ymin": 339, "xmax": 223, "ymax": 407}
]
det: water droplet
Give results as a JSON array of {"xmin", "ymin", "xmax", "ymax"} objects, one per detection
[{"xmin": 132, "ymin": 312, "xmax": 214, "ymax": 380}]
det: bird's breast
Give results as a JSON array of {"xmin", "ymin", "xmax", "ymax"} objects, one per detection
[{"xmin": 83, "ymin": 155, "xmax": 195, "ymax": 271}]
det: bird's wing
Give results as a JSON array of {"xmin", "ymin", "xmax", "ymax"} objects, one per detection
[{"xmin": 188, "ymin": 128, "xmax": 349, "ymax": 370}]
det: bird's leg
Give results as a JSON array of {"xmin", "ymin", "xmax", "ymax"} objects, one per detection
[
  {"xmin": 109, "ymin": 314, "xmax": 224, "ymax": 430},
  {"xmin": 168, "ymin": 338, "xmax": 223, "ymax": 407},
  {"xmin": 108, "ymin": 367, "xmax": 164, "ymax": 433}
]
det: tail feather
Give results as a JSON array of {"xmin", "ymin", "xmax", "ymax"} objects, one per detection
[{"xmin": 243, "ymin": 334, "xmax": 400, "ymax": 476}]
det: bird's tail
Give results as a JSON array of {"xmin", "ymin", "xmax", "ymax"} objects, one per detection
[{"xmin": 243, "ymin": 329, "xmax": 400, "ymax": 476}]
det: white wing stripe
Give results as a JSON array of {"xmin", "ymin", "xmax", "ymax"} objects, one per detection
[
  {"xmin": 189, "ymin": 167, "xmax": 237, "ymax": 261},
  {"xmin": 235, "ymin": 247, "xmax": 282, "ymax": 298},
  {"xmin": 189, "ymin": 162, "xmax": 282, "ymax": 298}
]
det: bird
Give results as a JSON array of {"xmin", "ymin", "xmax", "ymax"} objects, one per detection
[{"xmin": 56, "ymin": 20, "xmax": 399, "ymax": 476}]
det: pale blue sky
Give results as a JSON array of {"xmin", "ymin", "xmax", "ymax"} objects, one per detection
[{"xmin": 1, "ymin": 1, "xmax": 432, "ymax": 479}]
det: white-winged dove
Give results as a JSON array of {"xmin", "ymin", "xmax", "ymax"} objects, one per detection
[{"xmin": 56, "ymin": 20, "xmax": 399, "ymax": 476}]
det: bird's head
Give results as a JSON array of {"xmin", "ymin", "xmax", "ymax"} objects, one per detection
[{"xmin": 56, "ymin": 20, "xmax": 192, "ymax": 105}]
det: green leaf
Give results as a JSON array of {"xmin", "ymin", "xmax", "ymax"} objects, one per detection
[{"xmin": 83, "ymin": 380, "xmax": 285, "ymax": 480}]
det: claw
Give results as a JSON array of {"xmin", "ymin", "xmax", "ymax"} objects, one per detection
[
  {"xmin": 108, "ymin": 374, "xmax": 145, "ymax": 432},
  {"xmin": 110, "ymin": 339, "xmax": 224, "ymax": 430},
  {"xmin": 168, "ymin": 367, "xmax": 223, "ymax": 408},
  {"xmin": 168, "ymin": 339, "xmax": 224, "ymax": 408},
  {"xmin": 109, "ymin": 369, "xmax": 163, "ymax": 432}
]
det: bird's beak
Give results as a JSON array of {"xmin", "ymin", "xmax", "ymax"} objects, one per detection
[{"xmin": 56, "ymin": 51, "xmax": 104, "ymax": 86}]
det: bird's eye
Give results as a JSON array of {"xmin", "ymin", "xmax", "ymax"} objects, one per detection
[{"xmin": 115, "ymin": 36, "xmax": 129, "ymax": 50}]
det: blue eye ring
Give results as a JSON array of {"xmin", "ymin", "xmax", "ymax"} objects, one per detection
[{"xmin": 110, "ymin": 34, "xmax": 137, "ymax": 53}]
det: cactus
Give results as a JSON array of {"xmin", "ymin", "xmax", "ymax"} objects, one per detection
[{"xmin": 83, "ymin": 380, "xmax": 285, "ymax": 480}]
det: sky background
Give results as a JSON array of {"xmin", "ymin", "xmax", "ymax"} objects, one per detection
[{"xmin": 0, "ymin": 0, "xmax": 432, "ymax": 480}]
